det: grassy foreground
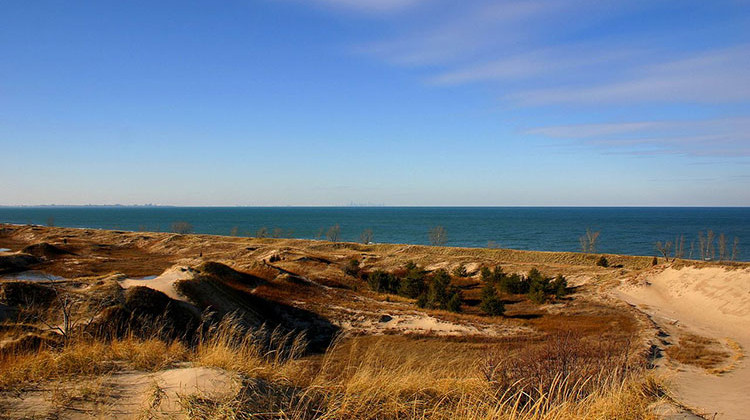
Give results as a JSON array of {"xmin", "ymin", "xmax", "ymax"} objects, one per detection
[{"xmin": 0, "ymin": 317, "xmax": 667, "ymax": 419}]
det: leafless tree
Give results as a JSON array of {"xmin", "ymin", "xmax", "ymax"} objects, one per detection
[
  {"xmin": 326, "ymin": 224, "xmax": 341, "ymax": 242},
  {"xmin": 579, "ymin": 229, "xmax": 600, "ymax": 253},
  {"xmin": 170, "ymin": 221, "xmax": 193, "ymax": 234},
  {"xmin": 42, "ymin": 286, "xmax": 105, "ymax": 344},
  {"xmin": 674, "ymin": 235, "xmax": 685, "ymax": 260},
  {"xmin": 429, "ymin": 226, "xmax": 447, "ymax": 246},
  {"xmin": 655, "ymin": 241, "xmax": 673, "ymax": 262},
  {"xmin": 256, "ymin": 227, "xmax": 268, "ymax": 238},
  {"xmin": 230, "ymin": 226, "xmax": 240, "ymax": 236},
  {"xmin": 360, "ymin": 229, "xmax": 373, "ymax": 244},
  {"xmin": 689, "ymin": 240, "xmax": 695, "ymax": 260},
  {"xmin": 718, "ymin": 233, "xmax": 728, "ymax": 261},
  {"xmin": 707, "ymin": 230, "xmax": 716, "ymax": 260},
  {"xmin": 272, "ymin": 227, "xmax": 283, "ymax": 238},
  {"xmin": 46, "ymin": 216, "xmax": 55, "ymax": 227},
  {"xmin": 732, "ymin": 237, "xmax": 740, "ymax": 261},
  {"xmin": 698, "ymin": 230, "xmax": 716, "ymax": 260}
]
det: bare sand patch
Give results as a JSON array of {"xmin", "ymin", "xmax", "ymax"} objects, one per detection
[
  {"xmin": 332, "ymin": 304, "xmax": 527, "ymax": 337},
  {"xmin": 616, "ymin": 266, "xmax": 750, "ymax": 419},
  {"xmin": 118, "ymin": 265, "xmax": 194, "ymax": 303},
  {"xmin": 0, "ymin": 366, "xmax": 238, "ymax": 419}
]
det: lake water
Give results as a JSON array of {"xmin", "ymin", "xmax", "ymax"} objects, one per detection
[{"xmin": 0, "ymin": 207, "xmax": 748, "ymax": 261}]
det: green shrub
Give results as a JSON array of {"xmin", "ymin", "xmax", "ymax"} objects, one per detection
[
  {"xmin": 447, "ymin": 293, "xmax": 463, "ymax": 313},
  {"xmin": 480, "ymin": 283, "xmax": 505, "ymax": 316},
  {"xmin": 499, "ymin": 273, "xmax": 528, "ymax": 294},
  {"xmin": 491, "ymin": 266, "xmax": 505, "ymax": 282},
  {"xmin": 398, "ymin": 263, "xmax": 426, "ymax": 298},
  {"xmin": 480, "ymin": 266, "xmax": 493, "ymax": 283},
  {"xmin": 427, "ymin": 269, "xmax": 452, "ymax": 307},
  {"xmin": 344, "ymin": 259, "xmax": 360, "ymax": 277},
  {"xmin": 596, "ymin": 256, "xmax": 609, "ymax": 267},
  {"xmin": 527, "ymin": 268, "xmax": 551, "ymax": 303},
  {"xmin": 416, "ymin": 293, "xmax": 428, "ymax": 308},
  {"xmin": 367, "ymin": 270, "xmax": 399, "ymax": 293},
  {"xmin": 528, "ymin": 288, "xmax": 547, "ymax": 304},
  {"xmin": 422, "ymin": 269, "xmax": 462, "ymax": 312},
  {"xmin": 452, "ymin": 263, "xmax": 469, "ymax": 278},
  {"xmin": 551, "ymin": 274, "xmax": 568, "ymax": 298}
]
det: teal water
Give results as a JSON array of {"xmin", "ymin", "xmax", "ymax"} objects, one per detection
[{"xmin": 0, "ymin": 207, "xmax": 748, "ymax": 261}]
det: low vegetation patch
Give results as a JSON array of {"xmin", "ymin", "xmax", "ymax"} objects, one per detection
[
  {"xmin": 596, "ymin": 256, "xmax": 609, "ymax": 267},
  {"xmin": 666, "ymin": 333, "xmax": 731, "ymax": 370},
  {"xmin": 175, "ymin": 332, "xmax": 661, "ymax": 420},
  {"xmin": 359, "ymin": 262, "xmax": 569, "ymax": 314},
  {"xmin": 482, "ymin": 266, "xmax": 568, "ymax": 304}
]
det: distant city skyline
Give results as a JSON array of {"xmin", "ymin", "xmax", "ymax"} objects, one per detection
[{"xmin": 2, "ymin": 1, "xmax": 749, "ymax": 206}]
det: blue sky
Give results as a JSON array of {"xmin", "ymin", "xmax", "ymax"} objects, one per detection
[{"xmin": 1, "ymin": 0, "xmax": 749, "ymax": 206}]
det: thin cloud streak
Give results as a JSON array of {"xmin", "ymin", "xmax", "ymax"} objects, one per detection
[
  {"xmin": 528, "ymin": 117, "xmax": 750, "ymax": 158},
  {"xmin": 355, "ymin": 0, "xmax": 567, "ymax": 66},
  {"xmin": 306, "ymin": 0, "xmax": 429, "ymax": 14},
  {"xmin": 347, "ymin": 1, "xmax": 750, "ymax": 106},
  {"xmin": 509, "ymin": 45, "xmax": 750, "ymax": 105},
  {"xmin": 429, "ymin": 48, "xmax": 624, "ymax": 85},
  {"xmin": 527, "ymin": 117, "xmax": 750, "ymax": 138}
]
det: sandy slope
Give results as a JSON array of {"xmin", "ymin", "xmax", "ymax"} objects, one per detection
[
  {"xmin": 616, "ymin": 266, "xmax": 750, "ymax": 419},
  {"xmin": 1, "ymin": 366, "xmax": 239, "ymax": 419},
  {"xmin": 118, "ymin": 266, "xmax": 193, "ymax": 302}
]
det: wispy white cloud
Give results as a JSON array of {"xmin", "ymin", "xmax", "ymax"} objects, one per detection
[
  {"xmin": 310, "ymin": 0, "xmax": 750, "ymax": 164},
  {"xmin": 528, "ymin": 117, "xmax": 750, "ymax": 157},
  {"xmin": 339, "ymin": 1, "xmax": 750, "ymax": 106},
  {"xmin": 428, "ymin": 44, "xmax": 639, "ymax": 85},
  {"xmin": 527, "ymin": 121, "xmax": 664, "ymax": 138},
  {"xmin": 356, "ymin": 0, "xmax": 561, "ymax": 65},
  {"xmin": 527, "ymin": 116, "xmax": 750, "ymax": 138},
  {"xmin": 307, "ymin": 0, "xmax": 429, "ymax": 14},
  {"xmin": 509, "ymin": 46, "xmax": 750, "ymax": 105}
]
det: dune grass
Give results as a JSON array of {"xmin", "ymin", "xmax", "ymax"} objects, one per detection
[
  {"xmin": 0, "ymin": 312, "xmax": 666, "ymax": 419},
  {"xmin": 665, "ymin": 333, "xmax": 732, "ymax": 371},
  {"xmin": 0, "ymin": 336, "xmax": 188, "ymax": 391},
  {"xmin": 181, "ymin": 320, "xmax": 664, "ymax": 419}
]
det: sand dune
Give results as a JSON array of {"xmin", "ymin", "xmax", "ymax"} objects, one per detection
[
  {"xmin": 118, "ymin": 266, "xmax": 194, "ymax": 303},
  {"xmin": 617, "ymin": 266, "xmax": 750, "ymax": 419}
]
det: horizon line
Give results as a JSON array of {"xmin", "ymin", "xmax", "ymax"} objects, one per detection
[{"xmin": 1, "ymin": 204, "xmax": 749, "ymax": 209}]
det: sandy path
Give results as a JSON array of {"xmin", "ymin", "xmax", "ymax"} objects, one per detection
[{"xmin": 616, "ymin": 266, "xmax": 750, "ymax": 419}]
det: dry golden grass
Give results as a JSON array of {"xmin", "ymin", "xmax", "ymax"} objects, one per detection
[
  {"xmin": 665, "ymin": 333, "xmax": 730, "ymax": 370},
  {"xmin": 45, "ymin": 376, "xmax": 111, "ymax": 417},
  {"xmin": 709, "ymin": 338, "xmax": 745, "ymax": 375},
  {"xmin": 0, "ymin": 335, "xmax": 188, "ymax": 391},
  {"xmin": 182, "ymin": 331, "xmax": 664, "ymax": 420},
  {"xmin": 0, "ymin": 314, "xmax": 666, "ymax": 419},
  {"xmin": 177, "ymin": 320, "xmax": 662, "ymax": 420}
]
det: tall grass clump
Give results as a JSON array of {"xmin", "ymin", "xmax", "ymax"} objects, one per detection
[
  {"xmin": 192, "ymin": 315, "xmax": 307, "ymax": 380},
  {"xmin": 0, "ymin": 333, "xmax": 188, "ymax": 391},
  {"xmin": 188, "ymin": 331, "xmax": 662, "ymax": 420}
]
